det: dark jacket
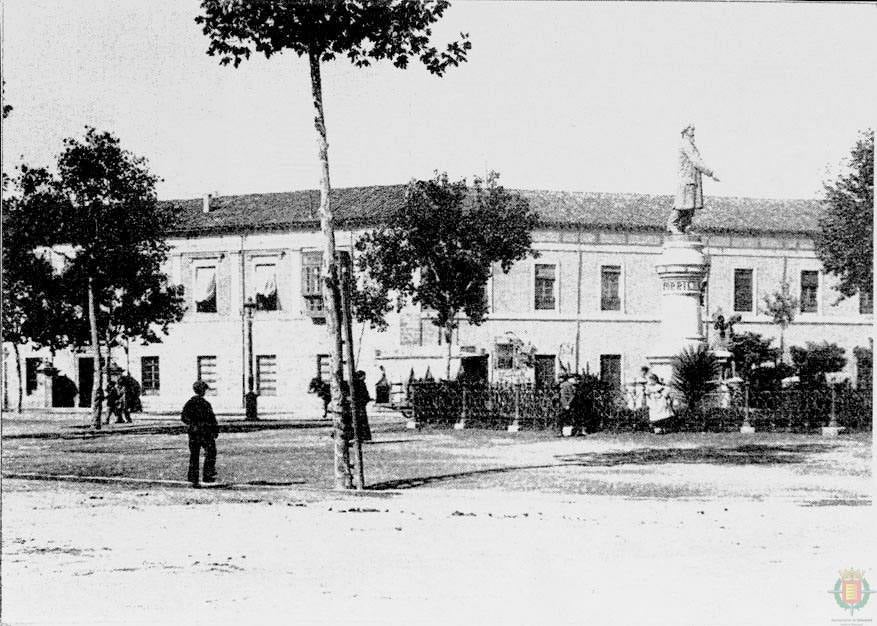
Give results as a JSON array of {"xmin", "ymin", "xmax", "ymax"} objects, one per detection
[
  {"xmin": 353, "ymin": 378, "xmax": 371, "ymax": 408},
  {"xmin": 181, "ymin": 395, "xmax": 218, "ymax": 437}
]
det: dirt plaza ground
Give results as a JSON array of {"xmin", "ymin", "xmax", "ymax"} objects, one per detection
[{"xmin": 2, "ymin": 409, "xmax": 874, "ymax": 625}]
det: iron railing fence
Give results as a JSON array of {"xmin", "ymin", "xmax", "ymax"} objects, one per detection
[
  {"xmin": 409, "ymin": 382, "xmax": 561, "ymax": 430},
  {"xmin": 407, "ymin": 382, "xmax": 872, "ymax": 433}
]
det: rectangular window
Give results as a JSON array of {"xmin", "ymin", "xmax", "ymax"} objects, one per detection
[
  {"xmin": 733, "ymin": 269, "xmax": 754, "ymax": 312},
  {"xmin": 800, "ymin": 271, "xmax": 819, "ymax": 313},
  {"xmin": 194, "ymin": 265, "xmax": 217, "ymax": 313},
  {"xmin": 495, "ymin": 343, "xmax": 514, "ymax": 370},
  {"xmin": 301, "ymin": 251, "xmax": 324, "ymax": 316},
  {"xmin": 141, "ymin": 357, "xmax": 160, "ymax": 394},
  {"xmin": 534, "ymin": 263, "xmax": 556, "ymax": 310},
  {"xmin": 860, "ymin": 287, "xmax": 873, "ymax": 315},
  {"xmin": 196, "ymin": 355, "xmax": 217, "ymax": 395},
  {"xmin": 256, "ymin": 355, "xmax": 277, "ymax": 396},
  {"xmin": 600, "ymin": 354, "xmax": 622, "ymax": 392},
  {"xmin": 317, "ymin": 354, "xmax": 331, "ymax": 382},
  {"xmin": 255, "ymin": 263, "xmax": 278, "ymax": 311},
  {"xmin": 25, "ymin": 358, "xmax": 41, "ymax": 395},
  {"xmin": 600, "ymin": 265, "xmax": 621, "ymax": 311}
]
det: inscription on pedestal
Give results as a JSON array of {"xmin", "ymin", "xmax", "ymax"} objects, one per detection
[{"xmin": 662, "ymin": 279, "xmax": 700, "ymax": 294}]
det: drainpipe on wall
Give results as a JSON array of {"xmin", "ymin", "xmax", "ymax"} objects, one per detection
[
  {"xmin": 240, "ymin": 234, "xmax": 247, "ymax": 408},
  {"xmin": 574, "ymin": 243, "xmax": 583, "ymax": 374}
]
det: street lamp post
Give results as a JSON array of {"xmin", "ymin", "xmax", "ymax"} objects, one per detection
[{"xmin": 244, "ymin": 297, "xmax": 258, "ymax": 421}]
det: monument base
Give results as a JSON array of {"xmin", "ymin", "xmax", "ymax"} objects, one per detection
[
  {"xmin": 647, "ymin": 233, "xmax": 709, "ymax": 380},
  {"xmin": 740, "ymin": 425, "xmax": 756, "ymax": 434},
  {"xmin": 821, "ymin": 426, "xmax": 843, "ymax": 438}
]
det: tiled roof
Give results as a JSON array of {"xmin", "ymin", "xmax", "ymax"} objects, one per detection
[{"xmin": 164, "ymin": 185, "xmax": 823, "ymax": 236}]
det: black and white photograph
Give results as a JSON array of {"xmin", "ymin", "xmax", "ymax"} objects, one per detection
[{"xmin": 1, "ymin": 1, "xmax": 874, "ymax": 624}]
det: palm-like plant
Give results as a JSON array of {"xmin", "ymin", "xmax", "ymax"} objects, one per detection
[{"xmin": 671, "ymin": 344, "xmax": 720, "ymax": 416}]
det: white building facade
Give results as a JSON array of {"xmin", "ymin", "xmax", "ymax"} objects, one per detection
[{"xmin": 4, "ymin": 186, "xmax": 872, "ymax": 415}]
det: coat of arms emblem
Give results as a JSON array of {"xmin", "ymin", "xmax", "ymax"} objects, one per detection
[{"xmin": 831, "ymin": 568, "xmax": 872, "ymax": 615}]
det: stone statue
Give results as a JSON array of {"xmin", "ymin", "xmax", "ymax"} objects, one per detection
[
  {"xmin": 668, "ymin": 124, "xmax": 720, "ymax": 234},
  {"xmin": 712, "ymin": 308, "xmax": 741, "ymax": 349}
]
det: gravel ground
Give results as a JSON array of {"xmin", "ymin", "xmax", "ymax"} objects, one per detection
[{"xmin": 2, "ymin": 412, "xmax": 873, "ymax": 625}]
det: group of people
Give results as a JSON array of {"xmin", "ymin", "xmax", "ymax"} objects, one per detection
[
  {"xmin": 558, "ymin": 366, "xmax": 675, "ymax": 435},
  {"xmin": 104, "ymin": 373, "xmax": 142, "ymax": 424},
  {"xmin": 183, "ymin": 368, "xmax": 378, "ymax": 488},
  {"xmin": 307, "ymin": 369, "xmax": 373, "ymax": 442}
]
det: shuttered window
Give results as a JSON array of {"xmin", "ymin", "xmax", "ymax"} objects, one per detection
[
  {"xmin": 800, "ymin": 271, "xmax": 819, "ymax": 313},
  {"xmin": 600, "ymin": 354, "xmax": 622, "ymax": 392},
  {"xmin": 197, "ymin": 356, "xmax": 218, "ymax": 395},
  {"xmin": 600, "ymin": 265, "xmax": 621, "ymax": 311},
  {"xmin": 733, "ymin": 269, "xmax": 753, "ymax": 312},
  {"xmin": 301, "ymin": 251, "xmax": 324, "ymax": 316},
  {"xmin": 25, "ymin": 358, "xmax": 41, "ymax": 395},
  {"xmin": 141, "ymin": 357, "xmax": 160, "ymax": 394},
  {"xmin": 257, "ymin": 355, "xmax": 277, "ymax": 396},
  {"xmin": 534, "ymin": 264, "xmax": 556, "ymax": 310},
  {"xmin": 495, "ymin": 343, "xmax": 514, "ymax": 369}
]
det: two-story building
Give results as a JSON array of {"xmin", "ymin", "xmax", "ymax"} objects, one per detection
[{"xmin": 5, "ymin": 185, "xmax": 872, "ymax": 414}]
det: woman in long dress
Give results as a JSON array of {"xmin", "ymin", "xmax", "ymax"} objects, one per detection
[{"xmin": 645, "ymin": 374, "xmax": 673, "ymax": 428}]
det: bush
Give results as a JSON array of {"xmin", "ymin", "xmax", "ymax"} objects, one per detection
[
  {"xmin": 790, "ymin": 341, "xmax": 847, "ymax": 387},
  {"xmin": 671, "ymin": 345, "xmax": 720, "ymax": 417}
]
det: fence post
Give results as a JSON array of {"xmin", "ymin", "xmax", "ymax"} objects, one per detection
[
  {"xmin": 405, "ymin": 382, "xmax": 419, "ymax": 430},
  {"xmin": 829, "ymin": 384, "xmax": 837, "ymax": 427},
  {"xmin": 821, "ymin": 383, "xmax": 843, "ymax": 437},
  {"xmin": 740, "ymin": 383, "xmax": 755, "ymax": 434},
  {"xmin": 454, "ymin": 386, "xmax": 467, "ymax": 430},
  {"xmin": 508, "ymin": 385, "xmax": 522, "ymax": 432}
]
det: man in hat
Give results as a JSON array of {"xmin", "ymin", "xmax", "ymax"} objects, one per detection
[
  {"xmin": 180, "ymin": 380, "xmax": 219, "ymax": 486},
  {"xmin": 669, "ymin": 124, "xmax": 720, "ymax": 234}
]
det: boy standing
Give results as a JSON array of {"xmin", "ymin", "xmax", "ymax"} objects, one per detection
[{"xmin": 181, "ymin": 380, "xmax": 219, "ymax": 487}]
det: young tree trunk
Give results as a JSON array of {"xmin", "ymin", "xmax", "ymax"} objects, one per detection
[
  {"xmin": 88, "ymin": 277, "xmax": 103, "ymax": 429},
  {"xmin": 309, "ymin": 48, "xmax": 352, "ymax": 489},
  {"xmin": 445, "ymin": 324, "xmax": 453, "ymax": 380},
  {"xmin": 779, "ymin": 327, "xmax": 786, "ymax": 364},
  {"xmin": 13, "ymin": 342, "xmax": 22, "ymax": 413}
]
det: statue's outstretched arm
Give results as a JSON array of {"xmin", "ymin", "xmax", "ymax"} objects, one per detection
[{"xmin": 683, "ymin": 142, "xmax": 718, "ymax": 180}]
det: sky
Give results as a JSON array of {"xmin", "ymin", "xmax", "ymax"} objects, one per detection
[{"xmin": 2, "ymin": 1, "xmax": 875, "ymax": 201}]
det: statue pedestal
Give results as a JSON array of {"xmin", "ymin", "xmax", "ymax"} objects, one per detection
[{"xmin": 646, "ymin": 234, "xmax": 709, "ymax": 381}]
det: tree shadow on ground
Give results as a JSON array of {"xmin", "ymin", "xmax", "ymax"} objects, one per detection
[
  {"xmin": 369, "ymin": 442, "xmax": 836, "ymax": 491},
  {"xmin": 2, "ymin": 421, "xmax": 331, "ymax": 441}
]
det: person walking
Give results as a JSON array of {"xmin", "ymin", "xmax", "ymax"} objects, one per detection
[
  {"xmin": 352, "ymin": 370, "xmax": 372, "ymax": 442},
  {"xmin": 115, "ymin": 378, "xmax": 132, "ymax": 423},
  {"xmin": 104, "ymin": 383, "xmax": 119, "ymax": 425},
  {"xmin": 180, "ymin": 380, "xmax": 219, "ymax": 487}
]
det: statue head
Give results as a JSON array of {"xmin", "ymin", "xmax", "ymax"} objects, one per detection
[{"xmin": 681, "ymin": 123, "xmax": 696, "ymax": 138}]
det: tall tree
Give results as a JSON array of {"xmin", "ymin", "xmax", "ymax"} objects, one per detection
[
  {"xmin": 18, "ymin": 129, "xmax": 184, "ymax": 428},
  {"xmin": 197, "ymin": 0, "xmax": 470, "ymax": 489},
  {"xmin": 1, "ymin": 194, "xmax": 57, "ymax": 411},
  {"xmin": 816, "ymin": 129, "xmax": 874, "ymax": 301},
  {"xmin": 355, "ymin": 171, "xmax": 539, "ymax": 379}
]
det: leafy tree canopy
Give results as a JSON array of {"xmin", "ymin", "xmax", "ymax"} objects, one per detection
[
  {"xmin": 729, "ymin": 332, "xmax": 779, "ymax": 380},
  {"xmin": 816, "ymin": 129, "xmax": 874, "ymax": 299},
  {"xmin": 762, "ymin": 281, "xmax": 797, "ymax": 329},
  {"xmin": 12, "ymin": 128, "xmax": 184, "ymax": 350},
  {"xmin": 196, "ymin": 0, "xmax": 470, "ymax": 74},
  {"xmin": 354, "ymin": 171, "xmax": 539, "ymax": 334},
  {"xmin": 790, "ymin": 341, "xmax": 847, "ymax": 386}
]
